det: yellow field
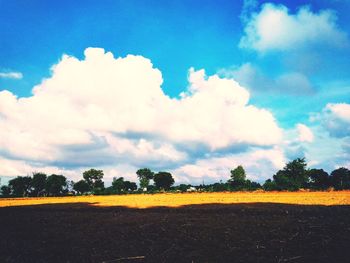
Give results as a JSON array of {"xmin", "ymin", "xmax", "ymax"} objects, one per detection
[{"xmin": 1, "ymin": 191, "xmax": 350, "ymax": 208}]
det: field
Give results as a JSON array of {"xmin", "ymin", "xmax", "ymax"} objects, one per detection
[{"xmin": 1, "ymin": 191, "xmax": 350, "ymax": 262}]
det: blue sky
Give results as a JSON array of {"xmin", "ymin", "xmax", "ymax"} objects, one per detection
[{"xmin": 0, "ymin": 0, "xmax": 349, "ymax": 185}]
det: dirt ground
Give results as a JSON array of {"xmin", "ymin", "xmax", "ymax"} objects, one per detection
[{"xmin": 1, "ymin": 202, "xmax": 350, "ymax": 263}]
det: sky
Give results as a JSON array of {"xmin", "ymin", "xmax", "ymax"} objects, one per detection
[{"xmin": 0, "ymin": 0, "xmax": 349, "ymax": 185}]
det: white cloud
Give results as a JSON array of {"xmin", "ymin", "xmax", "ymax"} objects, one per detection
[
  {"xmin": 240, "ymin": 0, "xmax": 258, "ymax": 23},
  {"xmin": 173, "ymin": 147, "xmax": 285, "ymax": 184},
  {"xmin": 326, "ymin": 103, "xmax": 350, "ymax": 122},
  {"xmin": 296, "ymin": 124, "xmax": 314, "ymax": 143},
  {"xmin": 0, "ymin": 157, "xmax": 81, "ymax": 181},
  {"xmin": 0, "ymin": 71, "xmax": 23, "ymax": 79},
  {"xmin": 239, "ymin": 3, "xmax": 348, "ymax": 52},
  {"xmin": 0, "ymin": 48, "xmax": 283, "ymax": 182},
  {"xmin": 286, "ymin": 104, "xmax": 350, "ymax": 172},
  {"xmin": 315, "ymin": 103, "xmax": 350, "ymax": 138},
  {"xmin": 218, "ymin": 63, "xmax": 314, "ymax": 95},
  {"xmin": 275, "ymin": 73, "xmax": 314, "ymax": 94}
]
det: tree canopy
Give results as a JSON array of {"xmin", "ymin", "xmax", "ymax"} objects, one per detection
[
  {"xmin": 83, "ymin": 169, "xmax": 104, "ymax": 193},
  {"xmin": 8, "ymin": 176, "xmax": 32, "ymax": 197},
  {"xmin": 73, "ymin": 180, "xmax": 90, "ymax": 195},
  {"xmin": 229, "ymin": 165, "xmax": 249, "ymax": 190},
  {"xmin": 330, "ymin": 167, "xmax": 350, "ymax": 190},
  {"xmin": 45, "ymin": 174, "xmax": 67, "ymax": 196},
  {"xmin": 273, "ymin": 158, "xmax": 308, "ymax": 190},
  {"xmin": 111, "ymin": 177, "xmax": 137, "ymax": 193},
  {"xmin": 154, "ymin": 172, "xmax": 174, "ymax": 190},
  {"xmin": 1, "ymin": 160, "xmax": 350, "ymax": 198},
  {"xmin": 136, "ymin": 168, "xmax": 154, "ymax": 189},
  {"xmin": 31, "ymin": 172, "xmax": 47, "ymax": 196},
  {"xmin": 308, "ymin": 169, "xmax": 330, "ymax": 190}
]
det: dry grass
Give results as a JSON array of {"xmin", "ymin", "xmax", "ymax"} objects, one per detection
[{"xmin": 1, "ymin": 191, "xmax": 350, "ymax": 208}]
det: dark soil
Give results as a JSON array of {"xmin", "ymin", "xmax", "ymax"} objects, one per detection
[{"xmin": 0, "ymin": 202, "xmax": 350, "ymax": 263}]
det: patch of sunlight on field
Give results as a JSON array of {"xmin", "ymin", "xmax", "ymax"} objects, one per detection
[{"xmin": 1, "ymin": 191, "xmax": 350, "ymax": 208}]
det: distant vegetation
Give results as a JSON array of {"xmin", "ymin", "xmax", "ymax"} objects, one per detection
[{"xmin": 1, "ymin": 158, "xmax": 350, "ymax": 198}]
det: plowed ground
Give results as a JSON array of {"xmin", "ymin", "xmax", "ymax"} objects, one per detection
[{"xmin": 1, "ymin": 192, "xmax": 350, "ymax": 262}]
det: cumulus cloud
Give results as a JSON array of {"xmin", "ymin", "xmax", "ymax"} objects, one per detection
[
  {"xmin": 292, "ymin": 104, "xmax": 350, "ymax": 172},
  {"xmin": 239, "ymin": 3, "xmax": 348, "ymax": 52},
  {"xmin": 0, "ymin": 157, "xmax": 81, "ymax": 181},
  {"xmin": 174, "ymin": 147, "xmax": 285, "ymax": 184},
  {"xmin": 0, "ymin": 71, "xmax": 23, "ymax": 79},
  {"xmin": 297, "ymin": 124, "xmax": 314, "ymax": 143},
  {"xmin": 0, "ymin": 48, "xmax": 282, "ymax": 182},
  {"xmin": 218, "ymin": 63, "xmax": 314, "ymax": 95},
  {"xmin": 240, "ymin": 0, "xmax": 258, "ymax": 23},
  {"xmin": 339, "ymin": 138, "xmax": 350, "ymax": 168},
  {"xmin": 316, "ymin": 103, "xmax": 350, "ymax": 138}
]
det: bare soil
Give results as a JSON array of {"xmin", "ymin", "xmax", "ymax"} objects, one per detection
[{"xmin": 1, "ymin": 202, "xmax": 350, "ymax": 262}]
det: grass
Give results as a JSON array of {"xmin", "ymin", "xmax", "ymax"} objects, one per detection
[{"xmin": 1, "ymin": 190, "xmax": 350, "ymax": 208}]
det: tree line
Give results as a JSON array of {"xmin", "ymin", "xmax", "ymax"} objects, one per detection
[
  {"xmin": 0, "ymin": 168, "xmax": 175, "ymax": 197},
  {"xmin": 1, "ymin": 158, "xmax": 350, "ymax": 197}
]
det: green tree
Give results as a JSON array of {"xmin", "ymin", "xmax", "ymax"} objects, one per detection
[
  {"xmin": 83, "ymin": 169, "xmax": 104, "ymax": 193},
  {"xmin": 73, "ymin": 180, "xmax": 90, "ymax": 195},
  {"xmin": 245, "ymin": 180, "xmax": 261, "ymax": 191},
  {"xmin": 8, "ymin": 176, "xmax": 32, "ymax": 197},
  {"xmin": 230, "ymin": 165, "xmax": 246, "ymax": 182},
  {"xmin": 31, "ymin": 172, "xmax": 47, "ymax": 196},
  {"xmin": 211, "ymin": 182, "xmax": 229, "ymax": 192},
  {"xmin": 308, "ymin": 169, "xmax": 330, "ymax": 190},
  {"xmin": 263, "ymin": 179, "xmax": 278, "ymax": 191},
  {"xmin": 153, "ymin": 172, "xmax": 174, "ymax": 190},
  {"xmin": 330, "ymin": 167, "xmax": 350, "ymax": 190},
  {"xmin": 111, "ymin": 177, "xmax": 137, "ymax": 193},
  {"xmin": 273, "ymin": 170, "xmax": 295, "ymax": 190},
  {"xmin": 229, "ymin": 165, "xmax": 247, "ymax": 190},
  {"xmin": 136, "ymin": 168, "xmax": 154, "ymax": 190},
  {"xmin": 112, "ymin": 177, "xmax": 125, "ymax": 193},
  {"xmin": 273, "ymin": 158, "xmax": 309, "ymax": 190},
  {"xmin": 0, "ymin": 185, "xmax": 11, "ymax": 197},
  {"xmin": 45, "ymin": 174, "xmax": 67, "ymax": 196},
  {"xmin": 176, "ymin": 184, "xmax": 192, "ymax": 192},
  {"xmin": 124, "ymin": 180, "xmax": 137, "ymax": 191}
]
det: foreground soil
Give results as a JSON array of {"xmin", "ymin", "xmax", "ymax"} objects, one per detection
[{"xmin": 1, "ymin": 193, "xmax": 350, "ymax": 262}]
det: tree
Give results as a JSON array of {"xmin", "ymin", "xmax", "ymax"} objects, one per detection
[
  {"xmin": 330, "ymin": 167, "xmax": 350, "ymax": 190},
  {"xmin": 8, "ymin": 176, "xmax": 32, "ymax": 197},
  {"xmin": 67, "ymin": 180, "xmax": 75, "ymax": 194},
  {"xmin": 31, "ymin": 172, "xmax": 47, "ymax": 196},
  {"xmin": 230, "ymin": 165, "xmax": 246, "ymax": 182},
  {"xmin": 229, "ymin": 165, "xmax": 247, "ymax": 190},
  {"xmin": 308, "ymin": 169, "xmax": 330, "ymax": 190},
  {"xmin": 273, "ymin": 170, "xmax": 295, "ymax": 190},
  {"xmin": 83, "ymin": 169, "xmax": 104, "ymax": 193},
  {"xmin": 0, "ymin": 185, "xmax": 11, "ymax": 197},
  {"xmin": 111, "ymin": 177, "xmax": 137, "ymax": 193},
  {"xmin": 124, "ymin": 181, "xmax": 137, "ymax": 191},
  {"xmin": 176, "ymin": 184, "xmax": 192, "ymax": 192},
  {"xmin": 73, "ymin": 180, "xmax": 90, "ymax": 195},
  {"xmin": 245, "ymin": 180, "xmax": 262, "ymax": 191},
  {"xmin": 136, "ymin": 168, "xmax": 154, "ymax": 190},
  {"xmin": 45, "ymin": 174, "xmax": 67, "ymax": 196},
  {"xmin": 112, "ymin": 177, "xmax": 125, "ymax": 193},
  {"xmin": 273, "ymin": 158, "xmax": 309, "ymax": 190},
  {"xmin": 263, "ymin": 179, "xmax": 278, "ymax": 191},
  {"xmin": 153, "ymin": 172, "xmax": 174, "ymax": 190},
  {"xmin": 211, "ymin": 182, "xmax": 229, "ymax": 192}
]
